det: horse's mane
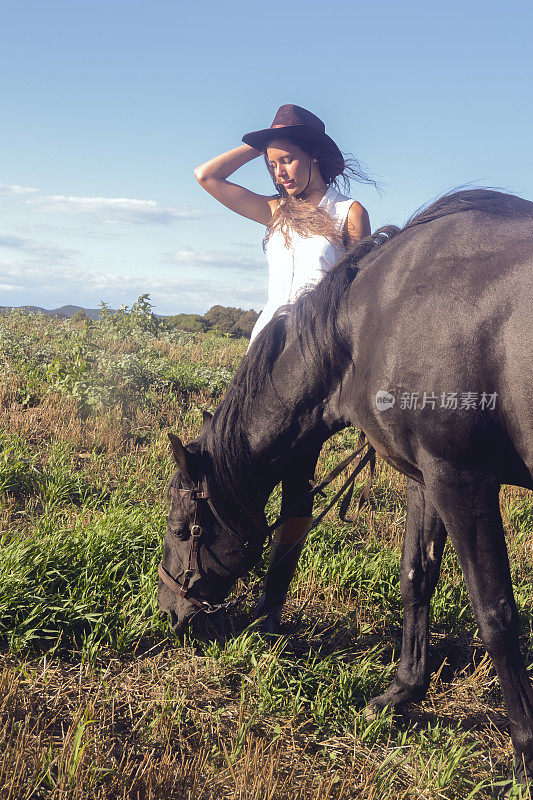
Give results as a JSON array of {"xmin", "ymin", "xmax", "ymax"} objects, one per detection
[{"xmin": 205, "ymin": 188, "xmax": 533, "ymax": 532}]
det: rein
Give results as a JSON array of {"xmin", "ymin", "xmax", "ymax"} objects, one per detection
[
  {"xmin": 159, "ymin": 436, "xmax": 376, "ymax": 613},
  {"xmin": 266, "ymin": 435, "xmax": 375, "ymax": 534},
  {"xmin": 262, "ymin": 436, "xmax": 375, "ymax": 569}
]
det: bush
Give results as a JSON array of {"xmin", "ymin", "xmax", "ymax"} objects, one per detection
[
  {"xmin": 164, "ymin": 313, "xmax": 208, "ymax": 333},
  {"xmin": 0, "ymin": 298, "xmax": 244, "ymax": 414},
  {"xmin": 164, "ymin": 305, "xmax": 259, "ymax": 338}
]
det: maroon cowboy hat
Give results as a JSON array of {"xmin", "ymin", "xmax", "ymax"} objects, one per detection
[{"xmin": 242, "ymin": 104, "xmax": 345, "ymax": 176}]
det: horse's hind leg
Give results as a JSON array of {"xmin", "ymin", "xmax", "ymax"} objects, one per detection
[
  {"xmin": 366, "ymin": 478, "xmax": 447, "ymax": 715},
  {"xmin": 426, "ymin": 467, "xmax": 533, "ymax": 784}
]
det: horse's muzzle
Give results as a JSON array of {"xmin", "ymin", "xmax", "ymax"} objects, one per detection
[{"xmin": 160, "ymin": 602, "xmax": 225, "ymax": 640}]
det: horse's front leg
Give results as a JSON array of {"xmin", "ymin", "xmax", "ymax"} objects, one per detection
[
  {"xmin": 254, "ymin": 516, "xmax": 313, "ymax": 634},
  {"xmin": 366, "ymin": 478, "xmax": 447, "ymax": 715},
  {"xmin": 425, "ymin": 467, "xmax": 533, "ymax": 787},
  {"xmin": 255, "ymin": 448, "xmax": 320, "ymax": 634}
]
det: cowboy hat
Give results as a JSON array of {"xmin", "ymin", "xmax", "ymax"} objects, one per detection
[{"xmin": 242, "ymin": 104, "xmax": 344, "ymax": 175}]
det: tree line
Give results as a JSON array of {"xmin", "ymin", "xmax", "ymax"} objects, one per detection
[
  {"xmin": 164, "ymin": 305, "xmax": 259, "ymax": 338},
  {"xmin": 4, "ymin": 296, "xmax": 260, "ymax": 339}
]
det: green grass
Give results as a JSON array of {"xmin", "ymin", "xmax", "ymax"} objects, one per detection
[
  {"xmin": 0, "ymin": 504, "xmax": 166, "ymax": 657},
  {"xmin": 0, "ymin": 307, "xmax": 532, "ymax": 798}
]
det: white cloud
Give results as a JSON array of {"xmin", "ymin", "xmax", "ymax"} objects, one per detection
[
  {"xmin": 1, "ymin": 179, "xmax": 206, "ymax": 225},
  {"xmin": 164, "ymin": 247, "xmax": 266, "ymax": 271},
  {"xmin": 27, "ymin": 194, "xmax": 205, "ymax": 225},
  {"xmin": 0, "ymin": 179, "xmax": 264, "ymax": 313},
  {"xmin": 0, "ymin": 282, "xmax": 23, "ymax": 291},
  {"xmin": 0, "ymin": 261, "xmax": 128, "ymax": 296},
  {"xmin": 0, "ymin": 259, "xmax": 266, "ymax": 314},
  {"xmin": 0, "ymin": 182, "xmax": 38, "ymax": 195},
  {"xmin": 0, "ymin": 233, "xmax": 78, "ymax": 261}
]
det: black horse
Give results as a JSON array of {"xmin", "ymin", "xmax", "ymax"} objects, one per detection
[{"xmin": 159, "ymin": 189, "xmax": 533, "ymax": 784}]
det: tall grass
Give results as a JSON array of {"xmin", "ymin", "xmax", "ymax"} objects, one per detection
[{"xmin": 0, "ymin": 309, "xmax": 531, "ymax": 798}]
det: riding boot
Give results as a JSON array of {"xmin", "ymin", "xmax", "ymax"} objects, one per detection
[{"xmin": 255, "ymin": 517, "xmax": 312, "ymax": 634}]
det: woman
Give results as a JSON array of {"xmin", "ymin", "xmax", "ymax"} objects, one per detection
[{"xmin": 194, "ymin": 104, "xmax": 372, "ymax": 631}]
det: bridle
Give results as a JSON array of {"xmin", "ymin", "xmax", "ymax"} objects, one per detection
[
  {"xmin": 158, "ymin": 482, "xmax": 249, "ymax": 615},
  {"xmin": 158, "ymin": 436, "xmax": 376, "ymax": 615}
]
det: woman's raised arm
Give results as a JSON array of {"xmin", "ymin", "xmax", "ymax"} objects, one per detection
[{"xmin": 194, "ymin": 144, "xmax": 277, "ymax": 225}]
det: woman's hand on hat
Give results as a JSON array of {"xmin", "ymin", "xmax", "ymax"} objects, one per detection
[
  {"xmin": 194, "ymin": 145, "xmax": 276, "ymax": 225},
  {"xmin": 194, "ymin": 144, "xmax": 259, "ymax": 183}
]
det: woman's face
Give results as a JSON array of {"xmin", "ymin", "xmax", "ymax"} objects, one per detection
[{"xmin": 266, "ymin": 138, "xmax": 316, "ymax": 197}]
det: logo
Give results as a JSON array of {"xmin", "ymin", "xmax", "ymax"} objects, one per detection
[{"xmin": 375, "ymin": 390, "xmax": 395, "ymax": 411}]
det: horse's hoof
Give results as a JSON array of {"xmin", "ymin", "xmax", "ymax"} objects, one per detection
[
  {"xmin": 257, "ymin": 613, "xmax": 283, "ymax": 636},
  {"xmin": 257, "ymin": 608, "xmax": 283, "ymax": 636},
  {"xmin": 259, "ymin": 619, "xmax": 282, "ymax": 637},
  {"xmin": 253, "ymin": 595, "xmax": 283, "ymax": 635},
  {"xmin": 366, "ymin": 679, "xmax": 427, "ymax": 718}
]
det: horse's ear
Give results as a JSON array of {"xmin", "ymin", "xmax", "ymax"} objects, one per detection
[
  {"xmin": 168, "ymin": 433, "xmax": 195, "ymax": 482},
  {"xmin": 201, "ymin": 410, "xmax": 213, "ymax": 427}
]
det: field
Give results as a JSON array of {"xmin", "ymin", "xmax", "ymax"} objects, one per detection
[{"xmin": 1, "ymin": 304, "xmax": 532, "ymax": 799}]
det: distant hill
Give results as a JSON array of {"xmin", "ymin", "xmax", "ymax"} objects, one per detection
[
  {"xmin": 0, "ymin": 302, "xmax": 260, "ymax": 337},
  {"xmin": 0, "ymin": 304, "xmax": 116, "ymax": 320}
]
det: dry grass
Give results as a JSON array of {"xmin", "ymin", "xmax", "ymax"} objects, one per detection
[
  {"xmin": 0, "ymin": 624, "xmax": 523, "ymax": 799},
  {"xmin": 1, "ymin": 317, "xmax": 532, "ymax": 799},
  {"xmin": 0, "ymin": 637, "xmax": 517, "ymax": 800},
  {"xmin": 0, "ymin": 649, "xmax": 377, "ymax": 799}
]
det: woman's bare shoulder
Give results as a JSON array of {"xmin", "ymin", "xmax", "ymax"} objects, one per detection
[
  {"xmin": 348, "ymin": 199, "xmax": 368, "ymax": 216},
  {"xmin": 346, "ymin": 200, "xmax": 371, "ymax": 242}
]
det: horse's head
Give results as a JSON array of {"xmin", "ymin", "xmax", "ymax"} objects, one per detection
[{"xmin": 158, "ymin": 425, "xmax": 258, "ymax": 637}]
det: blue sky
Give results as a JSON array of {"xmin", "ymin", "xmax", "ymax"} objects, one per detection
[{"xmin": 1, "ymin": 0, "xmax": 532, "ymax": 314}]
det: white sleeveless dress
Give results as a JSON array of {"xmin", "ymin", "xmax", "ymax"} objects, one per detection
[{"xmin": 249, "ymin": 184, "xmax": 355, "ymax": 343}]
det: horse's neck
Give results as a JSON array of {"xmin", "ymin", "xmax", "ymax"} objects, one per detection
[
  {"xmin": 236, "ymin": 343, "xmax": 345, "ymax": 489},
  {"xmin": 205, "ymin": 333, "xmax": 347, "ymax": 537},
  {"xmin": 245, "ymin": 389, "xmax": 335, "ymax": 472}
]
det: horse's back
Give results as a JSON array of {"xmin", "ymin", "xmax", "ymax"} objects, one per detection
[{"xmin": 347, "ymin": 192, "xmax": 533, "ymax": 488}]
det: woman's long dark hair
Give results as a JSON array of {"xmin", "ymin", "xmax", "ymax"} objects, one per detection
[{"xmin": 263, "ymin": 134, "xmax": 377, "ymax": 249}]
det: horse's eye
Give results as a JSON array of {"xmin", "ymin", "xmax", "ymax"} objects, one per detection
[{"xmin": 167, "ymin": 526, "xmax": 190, "ymax": 541}]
